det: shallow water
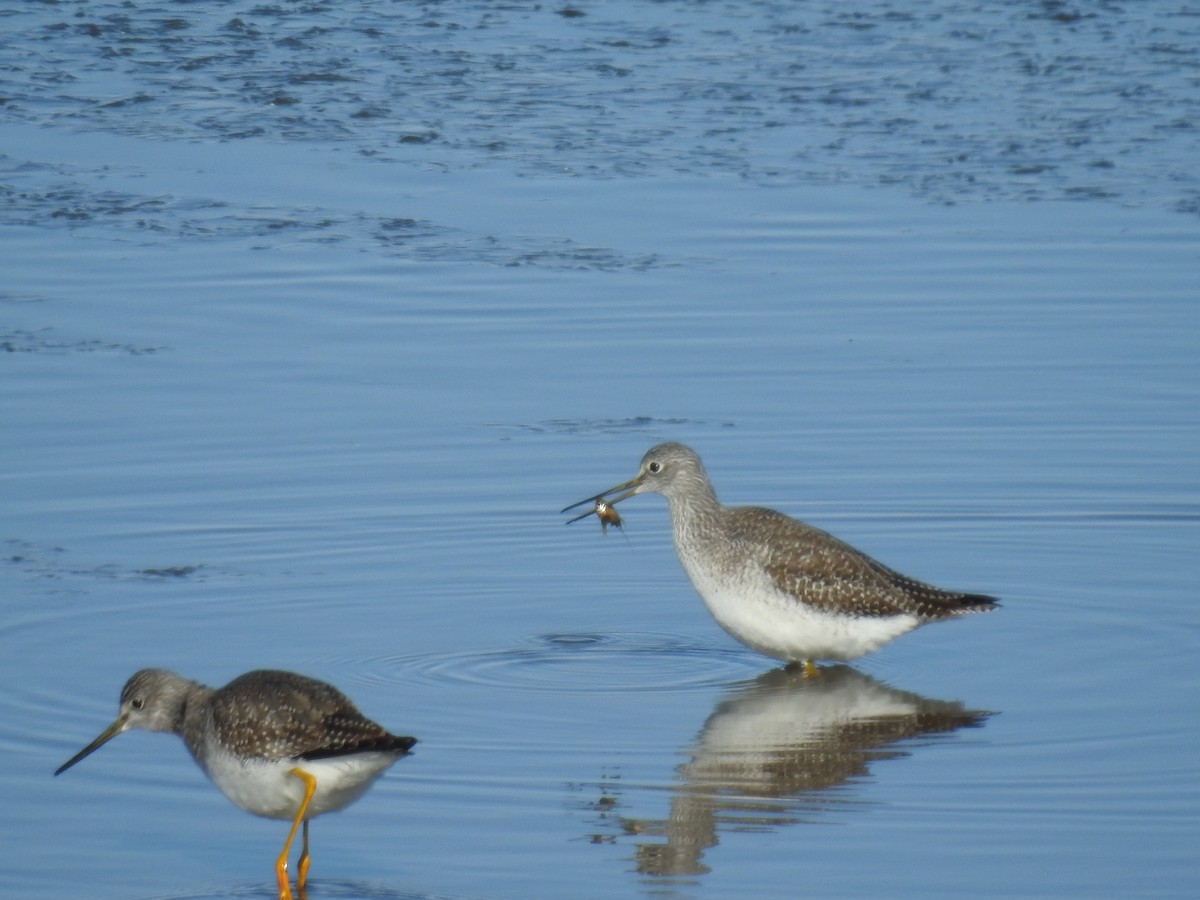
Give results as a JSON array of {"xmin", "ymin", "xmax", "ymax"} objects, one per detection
[{"xmin": 3, "ymin": 2, "xmax": 1199, "ymax": 899}]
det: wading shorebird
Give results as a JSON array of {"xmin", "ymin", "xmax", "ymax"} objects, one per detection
[
  {"xmin": 55, "ymin": 668, "xmax": 417, "ymax": 900},
  {"xmin": 563, "ymin": 442, "xmax": 998, "ymax": 674}
]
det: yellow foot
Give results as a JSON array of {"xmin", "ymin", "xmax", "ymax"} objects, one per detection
[
  {"xmin": 785, "ymin": 659, "xmax": 820, "ymax": 677},
  {"xmin": 275, "ymin": 864, "xmax": 294, "ymax": 900},
  {"xmin": 297, "ymin": 852, "xmax": 310, "ymax": 891}
]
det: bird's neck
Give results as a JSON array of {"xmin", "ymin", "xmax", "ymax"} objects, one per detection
[
  {"xmin": 666, "ymin": 481, "xmax": 722, "ymax": 542},
  {"xmin": 177, "ymin": 681, "xmax": 216, "ymax": 757}
]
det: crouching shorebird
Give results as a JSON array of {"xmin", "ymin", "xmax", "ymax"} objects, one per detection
[
  {"xmin": 563, "ymin": 442, "xmax": 998, "ymax": 674},
  {"xmin": 55, "ymin": 668, "xmax": 417, "ymax": 900}
]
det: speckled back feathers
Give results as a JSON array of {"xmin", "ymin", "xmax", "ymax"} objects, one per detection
[
  {"xmin": 721, "ymin": 505, "xmax": 997, "ymax": 620},
  {"xmin": 207, "ymin": 670, "xmax": 416, "ymax": 762}
]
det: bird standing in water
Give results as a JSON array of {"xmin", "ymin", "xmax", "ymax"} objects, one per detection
[
  {"xmin": 564, "ymin": 442, "xmax": 998, "ymax": 674},
  {"xmin": 55, "ymin": 668, "xmax": 417, "ymax": 900}
]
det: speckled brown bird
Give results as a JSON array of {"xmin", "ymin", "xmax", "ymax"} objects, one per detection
[
  {"xmin": 54, "ymin": 668, "xmax": 416, "ymax": 900},
  {"xmin": 563, "ymin": 442, "xmax": 998, "ymax": 674}
]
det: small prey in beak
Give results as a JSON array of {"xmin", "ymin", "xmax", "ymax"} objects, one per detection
[{"xmin": 561, "ymin": 469, "xmax": 646, "ymax": 535}]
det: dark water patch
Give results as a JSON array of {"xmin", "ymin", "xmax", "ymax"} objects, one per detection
[
  {"xmin": 541, "ymin": 632, "xmax": 610, "ymax": 647},
  {"xmin": 0, "ymin": 327, "xmax": 166, "ymax": 356},
  {"xmin": 2, "ymin": 160, "xmax": 676, "ymax": 269},
  {"xmin": 4, "ymin": 539, "xmax": 206, "ymax": 586},
  {"xmin": 1, "ymin": 178, "xmax": 209, "ymax": 232},
  {"xmin": 502, "ymin": 244, "xmax": 661, "ymax": 271},
  {"xmin": 42, "ymin": 189, "xmax": 169, "ymax": 223},
  {"xmin": 2, "ymin": 0, "xmax": 1197, "ymax": 212},
  {"xmin": 4, "ymin": 540, "xmax": 67, "ymax": 572},
  {"xmin": 487, "ymin": 416, "xmax": 732, "ymax": 438},
  {"xmin": 137, "ymin": 565, "xmax": 202, "ymax": 579}
]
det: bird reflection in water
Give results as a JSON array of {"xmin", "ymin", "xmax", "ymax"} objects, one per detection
[{"xmin": 594, "ymin": 666, "xmax": 992, "ymax": 878}]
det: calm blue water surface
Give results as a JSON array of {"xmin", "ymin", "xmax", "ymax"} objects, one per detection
[{"xmin": 2, "ymin": 2, "xmax": 1198, "ymax": 899}]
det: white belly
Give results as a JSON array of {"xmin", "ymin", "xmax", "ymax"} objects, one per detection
[
  {"xmin": 201, "ymin": 742, "xmax": 399, "ymax": 820},
  {"xmin": 679, "ymin": 551, "xmax": 920, "ymax": 662}
]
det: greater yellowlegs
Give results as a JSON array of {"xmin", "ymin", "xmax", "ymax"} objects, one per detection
[
  {"xmin": 563, "ymin": 442, "xmax": 998, "ymax": 673},
  {"xmin": 55, "ymin": 668, "xmax": 417, "ymax": 900}
]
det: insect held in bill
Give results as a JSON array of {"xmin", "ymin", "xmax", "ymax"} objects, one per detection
[
  {"xmin": 593, "ymin": 499, "xmax": 623, "ymax": 534},
  {"xmin": 563, "ymin": 496, "xmax": 627, "ymax": 537}
]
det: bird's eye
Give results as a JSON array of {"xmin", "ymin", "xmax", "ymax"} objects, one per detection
[
  {"xmin": 648, "ymin": 461, "xmax": 662, "ymax": 474},
  {"xmin": 131, "ymin": 698, "xmax": 145, "ymax": 710}
]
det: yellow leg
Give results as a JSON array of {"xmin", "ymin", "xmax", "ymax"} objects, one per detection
[
  {"xmin": 297, "ymin": 819, "xmax": 311, "ymax": 893},
  {"xmin": 276, "ymin": 767, "xmax": 317, "ymax": 900}
]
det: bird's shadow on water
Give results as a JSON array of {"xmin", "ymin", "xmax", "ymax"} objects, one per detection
[{"xmin": 581, "ymin": 664, "xmax": 996, "ymax": 881}]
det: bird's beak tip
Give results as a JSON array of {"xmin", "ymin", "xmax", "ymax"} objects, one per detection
[{"xmin": 54, "ymin": 716, "xmax": 127, "ymax": 776}]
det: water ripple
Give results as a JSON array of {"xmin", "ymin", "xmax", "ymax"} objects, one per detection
[
  {"xmin": 2, "ymin": 0, "xmax": 1196, "ymax": 213},
  {"xmin": 363, "ymin": 632, "xmax": 762, "ymax": 694}
]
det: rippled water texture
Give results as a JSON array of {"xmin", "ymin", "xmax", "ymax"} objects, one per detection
[
  {"xmin": 3, "ymin": 0, "xmax": 1200, "ymax": 215},
  {"xmin": 2, "ymin": 2, "xmax": 1199, "ymax": 899}
]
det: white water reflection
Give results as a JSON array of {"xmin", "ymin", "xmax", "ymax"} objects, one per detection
[{"xmin": 598, "ymin": 667, "xmax": 991, "ymax": 880}]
